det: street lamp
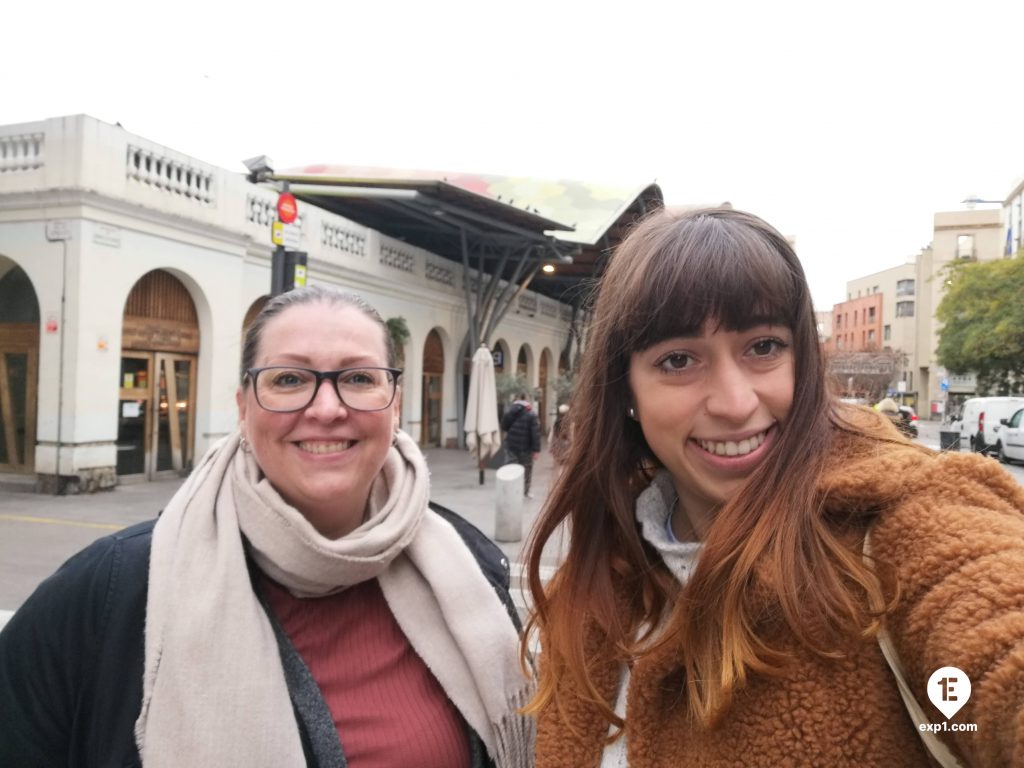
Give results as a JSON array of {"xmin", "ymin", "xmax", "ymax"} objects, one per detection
[{"xmin": 242, "ymin": 155, "xmax": 275, "ymax": 183}]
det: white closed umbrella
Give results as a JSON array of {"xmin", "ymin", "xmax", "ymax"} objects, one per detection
[{"xmin": 465, "ymin": 343, "xmax": 500, "ymax": 484}]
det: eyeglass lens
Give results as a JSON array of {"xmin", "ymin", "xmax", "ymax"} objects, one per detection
[{"xmin": 255, "ymin": 367, "xmax": 396, "ymax": 412}]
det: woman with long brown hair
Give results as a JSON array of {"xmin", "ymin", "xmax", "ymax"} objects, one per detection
[{"xmin": 525, "ymin": 208, "xmax": 1024, "ymax": 767}]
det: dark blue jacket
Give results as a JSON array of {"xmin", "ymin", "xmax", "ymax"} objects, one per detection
[
  {"xmin": 501, "ymin": 403, "xmax": 540, "ymax": 455},
  {"xmin": 0, "ymin": 503, "xmax": 518, "ymax": 768}
]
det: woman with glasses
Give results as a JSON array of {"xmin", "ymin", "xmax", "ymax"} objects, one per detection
[
  {"xmin": 524, "ymin": 209, "xmax": 1024, "ymax": 767},
  {"xmin": 0, "ymin": 286, "xmax": 533, "ymax": 768}
]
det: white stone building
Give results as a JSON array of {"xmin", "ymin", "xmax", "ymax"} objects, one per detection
[{"xmin": 0, "ymin": 115, "xmax": 656, "ymax": 491}]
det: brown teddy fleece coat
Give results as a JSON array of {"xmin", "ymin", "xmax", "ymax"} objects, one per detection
[{"xmin": 535, "ymin": 417, "xmax": 1024, "ymax": 767}]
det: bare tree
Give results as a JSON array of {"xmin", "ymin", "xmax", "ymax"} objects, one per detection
[{"xmin": 827, "ymin": 347, "xmax": 908, "ymax": 402}]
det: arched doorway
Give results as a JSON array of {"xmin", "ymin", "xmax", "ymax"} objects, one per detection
[
  {"xmin": 421, "ymin": 329, "xmax": 444, "ymax": 447},
  {"xmin": 0, "ymin": 263, "xmax": 40, "ymax": 473},
  {"xmin": 117, "ymin": 270, "xmax": 199, "ymax": 479}
]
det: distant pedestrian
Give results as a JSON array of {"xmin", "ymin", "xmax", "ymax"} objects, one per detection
[
  {"xmin": 501, "ymin": 393, "xmax": 541, "ymax": 498},
  {"xmin": 549, "ymin": 404, "xmax": 571, "ymax": 465}
]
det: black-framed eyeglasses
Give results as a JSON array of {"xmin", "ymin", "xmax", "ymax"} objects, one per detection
[{"xmin": 245, "ymin": 366, "xmax": 403, "ymax": 413}]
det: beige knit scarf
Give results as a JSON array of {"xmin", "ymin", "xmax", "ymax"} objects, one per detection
[{"xmin": 135, "ymin": 430, "xmax": 533, "ymax": 767}]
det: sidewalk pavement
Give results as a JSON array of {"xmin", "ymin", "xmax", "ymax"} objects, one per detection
[{"xmin": 0, "ymin": 443, "xmax": 566, "ymax": 619}]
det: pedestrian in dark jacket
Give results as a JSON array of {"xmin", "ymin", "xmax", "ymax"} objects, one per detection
[
  {"xmin": 501, "ymin": 394, "xmax": 541, "ymax": 498},
  {"xmin": 0, "ymin": 287, "xmax": 533, "ymax": 768}
]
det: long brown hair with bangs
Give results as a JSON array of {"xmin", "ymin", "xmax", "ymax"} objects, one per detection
[{"xmin": 524, "ymin": 207, "xmax": 887, "ymax": 728}]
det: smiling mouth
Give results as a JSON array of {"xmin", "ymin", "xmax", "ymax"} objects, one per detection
[
  {"xmin": 697, "ymin": 429, "xmax": 769, "ymax": 457},
  {"xmin": 297, "ymin": 440, "xmax": 354, "ymax": 454}
]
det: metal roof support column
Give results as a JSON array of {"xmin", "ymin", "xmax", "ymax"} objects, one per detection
[
  {"xmin": 485, "ymin": 260, "xmax": 542, "ymax": 342},
  {"xmin": 459, "ymin": 227, "xmax": 480, "ymax": 353},
  {"xmin": 482, "ymin": 244, "xmax": 534, "ymax": 343},
  {"xmin": 454, "ymin": 330, "xmax": 471, "ymax": 450},
  {"xmin": 474, "ymin": 246, "xmax": 511, "ymax": 347},
  {"xmin": 475, "ymin": 237, "xmax": 488, "ymax": 344},
  {"xmin": 478, "ymin": 245, "xmax": 522, "ymax": 344},
  {"xmin": 456, "ymin": 227, "xmax": 477, "ymax": 450}
]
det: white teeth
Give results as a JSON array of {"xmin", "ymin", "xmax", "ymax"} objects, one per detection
[
  {"xmin": 297, "ymin": 440, "xmax": 352, "ymax": 454},
  {"xmin": 699, "ymin": 430, "xmax": 767, "ymax": 457}
]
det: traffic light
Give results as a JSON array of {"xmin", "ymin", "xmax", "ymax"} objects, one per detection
[{"xmin": 271, "ymin": 247, "xmax": 308, "ymax": 296}]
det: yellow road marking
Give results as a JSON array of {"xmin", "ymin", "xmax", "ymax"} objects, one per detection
[{"xmin": 0, "ymin": 514, "xmax": 124, "ymax": 531}]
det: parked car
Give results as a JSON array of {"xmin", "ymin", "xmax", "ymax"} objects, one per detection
[
  {"xmin": 959, "ymin": 396, "xmax": 1024, "ymax": 455},
  {"xmin": 998, "ymin": 408, "xmax": 1024, "ymax": 464},
  {"xmin": 896, "ymin": 405, "xmax": 918, "ymax": 438}
]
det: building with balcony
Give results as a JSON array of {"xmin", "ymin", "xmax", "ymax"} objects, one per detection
[{"xmin": 0, "ymin": 115, "xmax": 659, "ymax": 491}]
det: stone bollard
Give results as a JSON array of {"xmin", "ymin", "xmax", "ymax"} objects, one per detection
[{"xmin": 495, "ymin": 463, "xmax": 525, "ymax": 542}]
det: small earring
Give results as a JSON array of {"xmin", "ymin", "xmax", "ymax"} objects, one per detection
[
  {"xmin": 627, "ymin": 407, "xmax": 637, "ymax": 420},
  {"xmin": 240, "ymin": 436, "xmax": 252, "ymax": 453}
]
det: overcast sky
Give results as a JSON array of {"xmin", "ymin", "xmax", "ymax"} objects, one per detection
[{"xmin": 4, "ymin": 0, "xmax": 1021, "ymax": 310}]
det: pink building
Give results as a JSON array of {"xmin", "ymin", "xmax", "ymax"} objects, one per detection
[{"xmin": 829, "ymin": 293, "xmax": 884, "ymax": 352}]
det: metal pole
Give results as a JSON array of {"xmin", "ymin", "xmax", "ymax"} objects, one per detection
[{"xmin": 271, "ymin": 245, "xmax": 286, "ymax": 296}]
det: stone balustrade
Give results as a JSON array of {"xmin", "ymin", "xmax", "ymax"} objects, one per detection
[
  {"xmin": 0, "ymin": 115, "xmax": 567, "ymax": 320},
  {"xmin": 0, "ymin": 131, "xmax": 44, "ymax": 173},
  {"xmin": 127, "ymin": 145, "xmax": 214, "ymax": 203}
]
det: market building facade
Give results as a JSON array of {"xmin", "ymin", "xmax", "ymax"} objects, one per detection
[{"xmin": 0, "ymin": 115, "xmax": 659, "ymax": 492}]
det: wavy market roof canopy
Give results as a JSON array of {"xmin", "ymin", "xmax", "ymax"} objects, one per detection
[{"xmin": 273, "ymin": 164, "xmax": 663, "ymax": 303}]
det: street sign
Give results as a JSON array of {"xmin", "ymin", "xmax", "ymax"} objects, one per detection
[
  {"xmin": 45, "ymin": 219, "xmax": 72, "ymax": 242},
  {"xmin": 940, "ymin": 377, "xmax": 950, "ymax": 392},
  {"xmin": 271, "ymin": 220, "xmax": 301, "ymax": 248},
  {"xmin": 277, "ymin": 192, "xmax": 298, "ymax": 224}
]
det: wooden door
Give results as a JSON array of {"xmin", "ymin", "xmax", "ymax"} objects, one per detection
[
  {"xmin": 422, "ymin": 373, "xmax": 443, "ymax": 447},
  {"xmin": 119, "ymin": 270, "xmax": 200, "ymax": 479},
  {"xmin": 421, "ymin": 330, "xmax": 444, "ymax": 447},
  {"xmin": 152, "ymin": 353, "xmax": 197, "ymax": 476},
  {"xmin": 0, "ymin": 324, "xmax": 38, "ymax": 473}
]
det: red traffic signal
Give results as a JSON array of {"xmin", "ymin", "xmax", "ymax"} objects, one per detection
[{"xmin": 277, "ymin": 192, "xmax": 298, "ymax": 224}]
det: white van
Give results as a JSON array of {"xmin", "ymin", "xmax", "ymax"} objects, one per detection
[
  {"xmin": 959, "ymin": 396, "xmax": 1024, "ymax": 454},
  {"xmin": 998, "ymin": 407, "xmax": 1024, "ymax": 464}
]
